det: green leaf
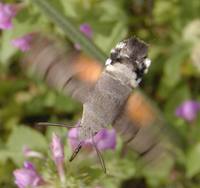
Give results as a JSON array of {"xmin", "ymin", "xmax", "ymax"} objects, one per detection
[
  {"xmin": 6, "ymin": 126, "xmax": 47, "ymax": 164},
  {"xmin": 0, "ymin": 29, "xmax": 17, "ymax": 65},
  {"xmin": 164, "ymin": 84, "xmax": 191, "ymax": 121},
  {"xmin": 95, "ymin": 22, "xmax": 127, "ymax": 54},
  {"xmin": 50, "ymin": 93, "xmax": 81, "ymax": 113},
  {"xmin": 31, "ymin": 0, "xmax": 107, "ymax": 63},
  {"xmin": 0, "ymin": 150, "xmax": 15, "ymax": 163},
  {"xmin": 0, "ymin": 79, "xmax": 28, "ymax": 97},
  {"xmin": 153, "ymin": 1, "xmax": 179, "ymax": 24},
  {"xmin": 59, "ymin": 0, "xmax": 79, "ymax": 18},
  {"xmin": 186, "ymin": 143, "xmax": 200, "ymax": 178},
  {"xmin": 0, "ymin": 160, "xmax": 16, "ymax": 185},
  {"xmin": 159, "ymin": 43, "xmax": 190, "ymax": 98},
  {"xmin": 163, "ymin": 45, "xmax": 189, "ymax": 88}
]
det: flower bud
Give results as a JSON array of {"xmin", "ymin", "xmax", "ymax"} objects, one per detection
[{"xmin": 50, "ymin": 133, "xmax": 65, "ymax": 183}]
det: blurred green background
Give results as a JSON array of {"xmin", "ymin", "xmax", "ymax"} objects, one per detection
[{"xmin": 0, "ymin": 0, "xmax": 200, "ymax": 187}]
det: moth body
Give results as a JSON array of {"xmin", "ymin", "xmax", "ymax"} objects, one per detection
[
  {"xmin": 23, "ymin": 35, "xmax": 159, "ymax": 169},
  {"xmin": 78, "ymin": 37, "xmax": 150, "ymax": 141},
  {"xmin": 79, "ymin": 69, "xmax": 132, "ymax": 140}
]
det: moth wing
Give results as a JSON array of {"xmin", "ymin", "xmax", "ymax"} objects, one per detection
[
  {"xmin": 113, "ymin": 91, "xmax": 171, "ymax": 162},
  {"xmin": 22, "ymin": 34, "xmax": 102, "ymax": 103},
  {"xmin": 23, "ymin": 34, "xmax": 172, "ymax": 162}
]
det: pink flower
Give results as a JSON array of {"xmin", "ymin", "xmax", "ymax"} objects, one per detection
[
  {"xmin": 50, "ymin": 133, "xmax": 65, "ymax": 165},
  {"xmin": 80, "ymin": 23, "xmax": 93, "ymax": 38},
  {"xmin": 94, "ymin": 129, "xmax": 116, "ymax": 150},
  {"xmin": 23, "ymin": 146, "xmax": 44, "ymax": 159},
  {"xmin": 11, "ymin": 34, "xmax": 33, "ymax": 52},
  {"xmin": 13, "ymin": 161, "xmax": 44, "ymax": 188},
  {"xmin": 0, "ymin": 3, "xmax": 18, "ymax": 30},
  {"xmin": 68, "ymin": 128, "xmax": 116, "ymax": 151},
  {"xmin": 176, "ymin": 100, "xmax": 200, "ymax": 122},
  {"xmin": 75, "ymin": 23, "xmax": 93, "ymax": 50},
  {"xmin": 68, "ymin": 127, "xmax": 81, "ymax": 149},
  {"xmin": 50, "ymin": 133, "xmax": 65, "ymax": 183}
]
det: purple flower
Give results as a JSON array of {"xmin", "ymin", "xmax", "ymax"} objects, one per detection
[
  {"xmin": 50, "ymin": 133, "xmax": 64, "ymax": 166},
  {"xmin": 0, "ymin": 3, "xmax": 18, "ymax": 30},
  {"xmin": 175, "ymin": 100, "xmax": 200, "ymax": 122},
  {"xmin": 94, "ymin": 129, "xmax": 116, "ymax": 150},
  {"xmin": 80, "ymin": 23, "xmax": 93, "ymax": 38},
  {"xmin": 11, "ymin": 34, "xmax": 33, "ymax": 52},
  {"xmin": 13, "ymin": 161, "xmax": 44, "ymax": 188},
  {"xmin": 23, "ymin": 161, "xmax": 35, "ymax": 170},
  {"xmin": 68, "ymin": 128, "xmax": 116, "ymax": 151},
  {"xmin": 68, "ymin": 127, "xmax": 81, "ymax": 149},
  {"xmin": 23, "ymin": 146, "xmax": 44, "ymax": 159},
  {"xmin": 75, "ymin": 23, "xmax": 93, "ymax": 50},
  {"xmin": 50, "ymin": 133, "xmax": 65, "ymax": 183}
]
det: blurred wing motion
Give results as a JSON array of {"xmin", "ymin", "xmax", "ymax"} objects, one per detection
[{"xmin": 22, "ymin": 34, "xmax": 172, "ymax": 163}]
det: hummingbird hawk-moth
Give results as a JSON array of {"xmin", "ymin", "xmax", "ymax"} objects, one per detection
[
  {"xmin": 78, "ymin": 37, "xmax": 150, "ymax": 141},
  {"xmin": 23, "ymin": 34, "xmax": 167, "ymax": 172}
]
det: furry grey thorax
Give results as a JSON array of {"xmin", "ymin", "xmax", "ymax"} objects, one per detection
[{"xmin": 105, "ymin": 37, "xmax": 151, "ymax": 88}]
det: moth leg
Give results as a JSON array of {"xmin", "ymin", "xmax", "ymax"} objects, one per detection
[
  {"xmin": 92, "ymin": 134, "xmax": 107, "ymax": 174},
  {"xmin": 69, "ymin": 142, "xmax": 82, "ymax": 162},
  {"xmin": 36, "ymin": 122, "xmax": 81, "ymax": 128}
]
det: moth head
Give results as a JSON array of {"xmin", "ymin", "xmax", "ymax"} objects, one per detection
[{"xmin": 105, "ymin": 37, "xmax": 151, "ymax": 87}]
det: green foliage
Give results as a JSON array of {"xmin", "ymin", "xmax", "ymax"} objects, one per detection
[
  {"xmin": 187, "ymin": 143, "xmax": 200, "ymax": 178},
  {"xmin": 0, "ymin": 0, "xmax": 200, "ymax": 187},
  {"xmin": 5, "ymin": 126, "xmax": 47, "ymax": 164},
  {"xmin": 32, "ymin": 0, "xmax": 107, "ymax": 62}
]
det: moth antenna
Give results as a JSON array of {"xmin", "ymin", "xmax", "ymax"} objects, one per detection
[
  {"xmin": 36, "ymin": 122, "xmax": 81, "ymax": 128},
  {"xmin": 69, "ymin": 142, "xmax": 82, "ymax": 162},
  {"xmin": 92, "ymin": 135, "xmax": 107, "ymax": 174}
]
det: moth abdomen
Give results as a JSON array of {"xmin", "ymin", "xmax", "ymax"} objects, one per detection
[{"xmin": 79, "ymin": 71, "xmax": 132, "ymax": 140}]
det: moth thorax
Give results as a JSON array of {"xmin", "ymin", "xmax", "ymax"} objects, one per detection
[
  {"xmin": 105, "ymin": 37, "xmax": 150, "ymax": 88},
  {"xmin": 105, "ymin": 63, "xmax": 139, "ymax": 88}
]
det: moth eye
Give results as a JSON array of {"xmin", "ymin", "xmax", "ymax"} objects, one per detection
[{"xmin": 110, "ymin": 51, "xmax": 118, "ymax": 60}]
